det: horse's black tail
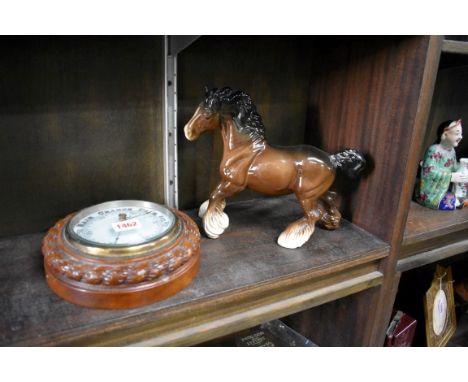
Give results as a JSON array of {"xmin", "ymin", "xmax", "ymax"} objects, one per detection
[{"xmin": 329, "ymin": 149, "xmax": 366, "ymax": 179}]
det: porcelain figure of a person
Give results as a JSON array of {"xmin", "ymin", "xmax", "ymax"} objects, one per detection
[{"xmin": 416, "ymin": 119, "xmax": 468, "ymax": 210}]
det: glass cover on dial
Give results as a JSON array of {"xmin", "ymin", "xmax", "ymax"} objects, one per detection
[{"xmin": 67, "ymin": 200, "xmax": 176, "ymax": 248}]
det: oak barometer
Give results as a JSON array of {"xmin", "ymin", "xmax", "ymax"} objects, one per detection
[{"xmin": 42, "ymin": 200, "xmax": 200, "ymax": 309}]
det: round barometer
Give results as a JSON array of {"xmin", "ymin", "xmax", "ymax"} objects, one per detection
[{"xmin": 42, "ymin": 200, "xmax": 200, "ymax": 309}]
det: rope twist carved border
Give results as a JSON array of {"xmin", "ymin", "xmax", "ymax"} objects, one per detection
[{"xmin": 42, "ymin": 211, "xmax": 200, "ymax": 287}]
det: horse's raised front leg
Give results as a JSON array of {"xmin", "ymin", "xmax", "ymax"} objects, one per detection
[
  {"xmin": 277, "ymin": 197, "xmax": 320, "ymax": 249},
  {"xmin": 200, "ymin": 181, "xmax": 244, "ymax": 239}
]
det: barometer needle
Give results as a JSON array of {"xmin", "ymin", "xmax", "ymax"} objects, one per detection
[{"xmin": 128, "ymin": 210, "xmax": 152, "ymax": 220}]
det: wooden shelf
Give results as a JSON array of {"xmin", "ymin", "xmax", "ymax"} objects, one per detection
[
  {"xmin": 398, "ymin": 202, "xmax": 468, "ymax": 271},
  {"xmin": 439, "ymin": 39, "xmax": 468, "ymax": 68},
  {"xmin": 0, "ymin": 35, "xmax": 452, "ymax": 347},
  {"xmin": 442, "ymin": 39, "xmax": 468, "ymax": 55},
  {"xmin": 0, "ymin": 195, "xmax": 388, "ymax": 346}
]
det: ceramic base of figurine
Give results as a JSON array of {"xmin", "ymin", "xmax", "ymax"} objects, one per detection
[
  {"xmin": 277, "ymin": 217, "xmax": 314, "ymax": 249},
  {"xmin": 199, "ymin": 199, "xmax": 229, "ymax": 239}
]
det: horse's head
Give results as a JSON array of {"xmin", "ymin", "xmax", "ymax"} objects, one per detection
[
  {"xmin": 184, "ymin": 86, "xmax": 265, "ymax": 142},
  {"xmin": 184, "ymin": 87, "xmax": 222, "ymax": 141}
]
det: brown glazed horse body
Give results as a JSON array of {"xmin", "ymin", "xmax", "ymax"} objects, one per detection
[{"xmin": 184, "ymin": 87, "xmax": 365, "ymax": 249}]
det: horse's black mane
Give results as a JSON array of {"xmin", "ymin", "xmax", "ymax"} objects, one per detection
[{"xmin": 203, "ymin": 87, "xmax": 265, "ymax": 140}]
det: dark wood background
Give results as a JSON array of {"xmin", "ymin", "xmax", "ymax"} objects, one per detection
[
  {"xmin": 177, "ymin": 36, "xmax": 315, "ymax": 209},
  {"xmin": 283, "ymin": 286, "xmax": 381, "ymax": 346},
  {"xmin": 177, "ymin": 36, "xmax": 431, "ymax": 243},
  {"xmin": 1, "ymin": 35, "xmax": 433, "ymax": 244},
  {"xmin": 3, "ymin": 35, "xmax": 461, "ymax": 347},
  {"xmin": 175, "ymin": 36, "xmax": 435, "ymax": 346},
  {"xmin": 0, "ymin": 195, "xmax": 387, "ymax": 346},
  {"xmin": 425, "ymin": 64, "xmax": 468, "ymax": 158},
  {"xmin": 306, "ymin": 36, "xmax": 430, "ymax": 243},
  {"xmin": 0, "ymin": 36, "xmax": 165, "ymax": 237}
]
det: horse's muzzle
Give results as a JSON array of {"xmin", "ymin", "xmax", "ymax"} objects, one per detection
[{"xmin": 184, "ymin": 125, "xmax": 197, "ymax": 141}]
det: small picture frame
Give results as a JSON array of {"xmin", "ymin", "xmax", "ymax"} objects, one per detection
[{"xmin": 424, "ymin": 265, "xmax": 457, "ymax": 347}]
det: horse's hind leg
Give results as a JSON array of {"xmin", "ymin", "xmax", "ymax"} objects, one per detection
[
  {"xmin": 277, "ymin": 196, "xmax": 320, "ymax": 249},
  {"xmin": 318, "ymin": 191, "xmax": 341, "ymax": 230}
]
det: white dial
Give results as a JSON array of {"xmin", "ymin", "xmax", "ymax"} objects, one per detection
[
  {"xmin": 67, "ymin": 201, "xmax": 176, "ymax": 248},
  {"xmin": 432, "ymin": 289, "xmax": 448, "ymax": 336}
]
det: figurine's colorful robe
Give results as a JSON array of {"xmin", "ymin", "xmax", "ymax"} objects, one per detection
[{"xmin": 416, "ymin": 144, "xmax": 459, "ymax": 210}]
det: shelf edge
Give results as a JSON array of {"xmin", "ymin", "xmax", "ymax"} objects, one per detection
[
  {"xmin": 16, "ymin": 262, "xmax": 382, "ymax": 346},
  {"xmin": 129, "ymin": 271, "xmax": 383, "ymax": 346},
  {"xmin": 397, "ymin": 238, "xmax": 468, "ymax": 272},
  {"xmin": 442, "ymin": 40, "xmax": 468, "ymax": 55}
]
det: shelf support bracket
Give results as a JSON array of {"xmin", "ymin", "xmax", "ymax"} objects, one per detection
[{"xmin": 163, "ymin": 36, "xmax": 200, "ymax": 208}]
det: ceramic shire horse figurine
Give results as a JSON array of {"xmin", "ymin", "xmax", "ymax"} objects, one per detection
[{"xmin": 184, "ymin": 87, "xmax": 366, "ymax": 249}]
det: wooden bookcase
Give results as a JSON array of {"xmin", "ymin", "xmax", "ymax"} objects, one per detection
[
  {"xmin": 0, "ymin": 35, "xmax": 466, "ymax": 346},
  {"xmin": 393, "ymin": 36, "xmax": 468, "ymax": 346}
]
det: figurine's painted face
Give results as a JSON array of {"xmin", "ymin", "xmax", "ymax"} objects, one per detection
[{"xmin": 442, "ymin": 121, "xmax": 463, "ymax": 148}]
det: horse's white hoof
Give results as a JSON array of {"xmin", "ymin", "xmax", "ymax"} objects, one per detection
[
  {"xmin": 277, "ymin": 221, "xmax": 314, "ymax": 249},
  {"xmin": 199, "ymin": 199, "xmax": 226, "ymax": 218},
  {"xmin": 199, "ymin": 200, "xmax": 209, "ymax": 218},
  {"xmin": 203, "ymin": 209, "xmax": 229, "ymax": 239}
]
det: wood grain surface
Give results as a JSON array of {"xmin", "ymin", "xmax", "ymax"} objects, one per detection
[
  {"xmin": 177, "ymin": 36, "xmax": 318, "ymax": 209},
  {"xmin": 425, "ymin": 64, "xmax": 468, "ymax": 159},
  {"xmin": 177, "ymin": 36, "xmax": 434, "ymax": 245},
  {"xmin": 365, "ymin": 36, "xmax": 444, "ymax": 345},
  {"xmin": 290, "ymin": 36, "xmax": 441, "ymax": 345},
  {"xmin": 283, "ymin": 285, "xmax": 383, "ymax": 346},
  {"xmin": 3, "ymin": 34, "xmax": 465, "ymax": 347},
  {"xmin": 306, "ymin": 36, "xmax": 432, "ymax": 243},
  {"xmin": 404, "ymin": 201, "xmax": 468, "ymax": 245},
  {"xmin": 0, "ymin": 36, "xmax": 165, "ymax": 237},
  {"xmin": 405, "ymin": 56, "xmax": 468, "ymax": 263},
  {"xmin": 398, "ymin": 201, "xmax": 468, "ymax": 271},
  {"xmin": 0, "ymin": 195, "xmax": 388, "ymax": 346},
  {"xmin": 442, "ymin": 40, "xmax": 468, "ymax": 54}
]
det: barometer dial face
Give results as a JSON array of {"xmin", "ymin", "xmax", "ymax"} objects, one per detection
[{"xmin": 67, "ymin": 200, "xmax": 176, "ymax": 248}]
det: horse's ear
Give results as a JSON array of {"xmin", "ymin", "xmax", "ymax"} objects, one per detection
[
  {"xmin": 208, "ymin": 97, "xmax": 220, "ymax": 111},
  {"xmin": 204, "ymin": 86, "xmax": 209, "ymax": 96}
]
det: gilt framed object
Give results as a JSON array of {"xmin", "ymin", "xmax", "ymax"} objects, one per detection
[{"xmin": 424, "ymin": 265, "xmax": 456, "ymax": 346}]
